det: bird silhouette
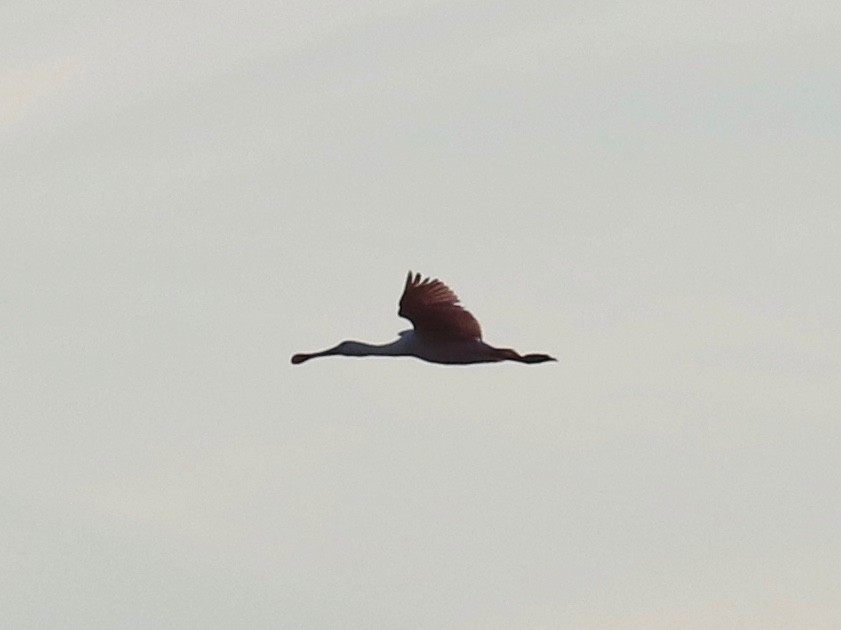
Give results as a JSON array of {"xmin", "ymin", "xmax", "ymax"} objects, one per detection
[{"xmin": 291, "ymin": 272, "xmax": 556, "ymax": 365}]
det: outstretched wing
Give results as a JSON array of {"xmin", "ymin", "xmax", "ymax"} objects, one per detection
[{"xmin": 398, "ymin": 272, "xmax": 482, "ymax": 341}]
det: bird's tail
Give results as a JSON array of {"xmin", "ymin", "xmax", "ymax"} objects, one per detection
[
  {"xmin": 519, "ymin": 353, "xmax": 557, "ymax": 364},
  {"xmin": 493, "ymin": 348, "xmax": 557, "ymax": 364}
]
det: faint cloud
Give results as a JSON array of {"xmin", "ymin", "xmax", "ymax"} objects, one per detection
[{"xmin": 0, "ymin": 59, "xmax": 79, "ymax": 125}]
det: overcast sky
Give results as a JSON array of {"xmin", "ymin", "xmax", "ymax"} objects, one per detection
[{"xmin": 3, "ymin": 1, "xmax": 840, "ymax": 628}]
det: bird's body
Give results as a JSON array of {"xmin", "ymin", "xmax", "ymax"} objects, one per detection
[{"xmin": 291, "ymin": 272, "xmax": 556, "ymax": 366}]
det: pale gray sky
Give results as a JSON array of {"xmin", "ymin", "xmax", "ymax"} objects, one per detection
[{"xmin": 3, "ymin": 1, "xmax": 840, "ymax": 628}]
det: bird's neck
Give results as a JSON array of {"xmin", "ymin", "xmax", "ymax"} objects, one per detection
[
  {"xmin": 339, "ymin": 339, "xmax": 408, "ymax": 357},
  {"xmin": 292, "ymin": 337, "xmax": 413, "ymax": 364}
]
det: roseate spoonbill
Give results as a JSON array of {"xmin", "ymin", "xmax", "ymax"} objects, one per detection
[{"xmin": 291, "ymin": 272, "xmax": 556, "ymax": 365}]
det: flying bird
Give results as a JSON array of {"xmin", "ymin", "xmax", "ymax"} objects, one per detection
[{"xmin": 291, "ymin": 272, "xmax": 556, "ymax": 365}]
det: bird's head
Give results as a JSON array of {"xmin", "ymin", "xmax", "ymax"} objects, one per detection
[{"xmin": 290, "ymin": 340, "xmax": 373, "ymax": 364}]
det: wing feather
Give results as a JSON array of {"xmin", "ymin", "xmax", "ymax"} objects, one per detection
[{"xmin": 398, "ymin": 271, "xmax": 482, "ymax": 341}]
